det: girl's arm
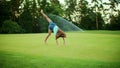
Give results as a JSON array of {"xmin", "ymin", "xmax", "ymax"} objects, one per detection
[{"xmin": 45, "ymin": 29, "xmax": 52, "ymax": 44}]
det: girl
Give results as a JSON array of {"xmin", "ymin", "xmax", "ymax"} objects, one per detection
[{"xmin": 40, "ymin": 10, "xmax": 66, "ymax": 45}]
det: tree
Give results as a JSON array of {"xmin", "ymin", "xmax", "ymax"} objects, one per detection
[
  {"xmin": 0, "ymin": 0, "xmax": 11, "ymax": 27},
  {"xmin": 105, "ymin": 11, "xmax": 120, "ymax": 30},
  {"xmin": 18, "ymin": 0, "xmax": 34, "ymax": 33},
  {"xmin": 76, "ymin": 0, "xmax": 90, "ymax": 27},
  {"xmin": 49, "ymin": 0, "xmax": 64, "ymax": 16},
  {"xmin": 10, "ymin": 0, "xmax": 23, "ymax": 21},
  {"xmin": 0, "ymin": 20, "xmax": 23, "ymax": 33},
  {"xmin": 64, "ymin": 0, "xmax": 77, "ymax": 21},
  {"xmin": 103, "ymin": 0, "xmax": 120, "ymax": 30},
  {"xmin": 91, "ymin": 0, "xmax": 103, "ymax": 30}
]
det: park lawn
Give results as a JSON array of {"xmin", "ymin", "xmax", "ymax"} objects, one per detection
[{"xmin": 0, "ymin": 31, "xmax": 120, "ymax": 68}]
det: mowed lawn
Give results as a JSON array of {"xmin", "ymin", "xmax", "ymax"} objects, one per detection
[{"xmin": 0, "ymin": 31, "xmax": 120, "ymax": 68}]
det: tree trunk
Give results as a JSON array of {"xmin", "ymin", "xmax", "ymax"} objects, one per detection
[{"xmin": 96, "ymin": 15, "xmax": 98, "ymax": 30}]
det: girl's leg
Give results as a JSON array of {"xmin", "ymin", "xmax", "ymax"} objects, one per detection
[
  {"xmin": 41, "ymin": 11, "xmax": 51, "ymax": 23},
  {"xmin": 56, "ymin": 30, "xmax": 66, "ymax": 45},
  {"xmin": 63, "ymin": 37, "xmax": 66, "ymax": 45},
  {"xmin": 56, "ymin": 36, "xmax": 59, "ymax": 45}
]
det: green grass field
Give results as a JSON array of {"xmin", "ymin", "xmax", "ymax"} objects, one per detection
[{"xmin": 0, "ymin": 31, "xmax": 120, "ymax": 68}]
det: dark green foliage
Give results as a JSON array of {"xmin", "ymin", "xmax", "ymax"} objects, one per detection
[
  {"xmin": 19, "ymin": 10, "xmax": 34, "ymax": 33},
  {"xmin": 111, "ymin": 22, "xmax": 120, "ymax": 30},
  {"xmin": 105, "ymin": 21, "xmax": 120, "ymax": 30},
  {"xmin": 97, "ymin": 13, "xmax": 105, "ymax": 30},
  {"xmin": 37, "ymin": 16, "xmax": 49, "ymax": 33},
  {"xmin": 64, "ymin": 0, "xmax": 77, "ymax": 21},
  {"xmin": 78, "ymin": 6, "xmax": 105, "ymax": 30},
  {"xmin": 105, "ymin": 11, "xmax": 120, "ymax": 30},
  {"xmin": 0, "ymin": 1, "xmax": 11, "ymax": 27},
  {"xmin": 0, "ymin": 20, "xmax": 23, "ymax": 33},
  {"xmin": 80, "ymin": 15, "xmax": 96, "ymax": 30},
  {"xmin": 110, "ymin": 12, "xmax": 120, "ymax": 30},
  {"xmin": 41, "ymin": 0, "xmax": 64, "ymax": 16}
]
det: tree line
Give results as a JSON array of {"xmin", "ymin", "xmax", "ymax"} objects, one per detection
[{"xmin": 0, "ymin": 0, "xmax": 120, "ymax": 33}]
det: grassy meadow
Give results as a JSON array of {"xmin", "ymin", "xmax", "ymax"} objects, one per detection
[{"xmin": 0, "ymin": 31, "xmax": 120, "ymax": 68}]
